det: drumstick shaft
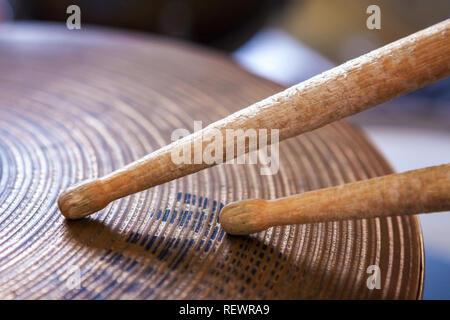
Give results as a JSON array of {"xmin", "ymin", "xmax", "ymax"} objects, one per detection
[
  {"xmin": 220, "ymin": 164, "xmax": 450, "ymax": 235},
  {"xmin": 58, "ymin": 19, "xmax": 450, "ymax": 219}
]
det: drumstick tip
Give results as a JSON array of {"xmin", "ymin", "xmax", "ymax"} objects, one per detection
[
  {"xmin": 220, "ymin": 199, "xmax": 269, "ymax": 235},
  {"xmin": 58, "ymin": 179, "xmax": 108, "ymax": 219}
]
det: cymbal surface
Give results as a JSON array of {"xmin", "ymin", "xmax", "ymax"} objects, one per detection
[{"xmin": 0, "ymin": 24, "xmax": 423, "ymax": 299}]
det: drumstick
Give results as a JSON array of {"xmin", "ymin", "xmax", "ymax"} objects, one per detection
[
  {"xmin": 220, "ymin": 164, "xmax": 450, "ymax": 235},
  {"xmin": 58, "ymin": 19, "xmax": 450, "ymax": 219}
]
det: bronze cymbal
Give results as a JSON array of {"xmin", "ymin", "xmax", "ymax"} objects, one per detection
[{"xmin": 0, "ymin": 23, "xmax": 423, "ymax": 299}]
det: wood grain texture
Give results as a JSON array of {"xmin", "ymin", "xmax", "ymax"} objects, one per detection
[
  {"xmin": 220, "ymin": 164, "xmax": 450, "ymax": 235},
  {"xmin": 59, "ymin": 19, "xmax": 450, "ymax": 219},
  {"xmin": 0, "ymin": 23, "xmax": 423, "ymax": 299}
]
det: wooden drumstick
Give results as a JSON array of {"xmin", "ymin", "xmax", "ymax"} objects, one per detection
[
  {"xmin": 220, "ymin": 164, "xmax": 450, "ymax": 235},
  {"xmin": 58, "ymin": 19, "xmax": 450, "ymax": 219}
]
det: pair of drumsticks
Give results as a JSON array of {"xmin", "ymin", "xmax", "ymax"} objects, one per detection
[{"xmin": 58, "ymin": 19, "xmax": 450, "ymax": 235}]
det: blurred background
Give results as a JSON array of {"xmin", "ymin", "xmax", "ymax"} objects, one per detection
[{"xmin": 0, "ymin": 0, "xmax": 448, "ymax": 299}]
